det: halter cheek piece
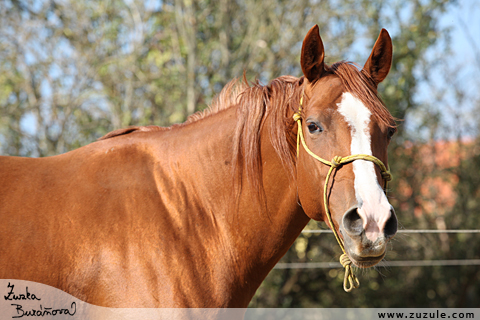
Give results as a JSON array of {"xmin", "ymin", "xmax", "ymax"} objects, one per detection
[{"xmin": 294, "ymin": 96, "xmax": 392, "ymax": 292}]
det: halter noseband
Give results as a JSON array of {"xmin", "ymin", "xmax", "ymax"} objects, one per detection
[{"xmin": 294, "ymin": 96, "xmax": 392, "ymax": 292}]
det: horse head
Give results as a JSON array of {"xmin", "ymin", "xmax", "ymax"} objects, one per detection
[{"xmin": 295, "ymin": 25, "xmax": 398, "ymax": 272}]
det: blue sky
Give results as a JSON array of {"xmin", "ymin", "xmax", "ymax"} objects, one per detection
[{"xmin": 403, "ymin": 0, "xmax": 480, "ymax": 140}]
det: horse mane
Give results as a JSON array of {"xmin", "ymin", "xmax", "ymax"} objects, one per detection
[
  {"xmin": 98, "ymin": 80, "xmax": 249, "ymax": 141},
  {"xmin": 186, "ymin": 79, "xmax": 249, "ymax": 123},
  {"xmin": 98, "ymin": 76, "xmax": 303, "ymax": 185},
  {"xmin": 231, "ymin": 75, "xmax": 303, "ymax": 199}
]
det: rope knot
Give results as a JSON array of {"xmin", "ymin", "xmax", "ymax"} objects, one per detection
[
  {"xmin": 293, "ymin": 112, "xmax": 302, "ymax": 122},
  {"xmin": 331, "ymin": 156, "xmax": 343, "ymax": 168},
  {"xmin": 339, "ymin": 253, "xmax": 352, "ymax": 268},
  {"xmin": 382, "ymin": 171, "xmax": 392, "ymax": 182},
  {"xmin": 339, "ymin": 253, "xmax": 360, "ymax": 292}
]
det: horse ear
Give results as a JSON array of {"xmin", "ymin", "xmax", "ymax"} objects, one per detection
[
  {"xmin": 301, "ymin": 25, "xmax": 325, "ymax": 83},
  {"xmin": 364, "ymin": 29, "xmax": 393, "ymax": 85}
]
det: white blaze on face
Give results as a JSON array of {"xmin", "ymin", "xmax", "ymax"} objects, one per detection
[{"xmin": 337, "ymin": 92, "xmax": 392, "ymax": 242}]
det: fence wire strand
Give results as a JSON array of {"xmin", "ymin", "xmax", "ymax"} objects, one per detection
[
  {"xmin": 301, "ymin": 229, "xmax": 480, "ymax": 234},
  {"xmin": 274, "ymin": 259, "xmax": 480, "ymax": 269}
]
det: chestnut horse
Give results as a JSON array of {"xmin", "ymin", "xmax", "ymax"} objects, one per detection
[{"xmin": 0, "ymin": 25, "xmax": 397, "ymax": 307}]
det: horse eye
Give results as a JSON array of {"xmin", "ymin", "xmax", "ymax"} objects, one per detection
[
  {"xmin": 308, "ymin": 123, "xmax": 323, "ymax": 133},
  {"xmin": 388, "ymin": 127, "xmax": 397, "ymax": 139}
]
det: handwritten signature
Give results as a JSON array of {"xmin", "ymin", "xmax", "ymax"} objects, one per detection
[{"xmin": 4, "ymin": 282, "xmax": 76, "ymax": 318}]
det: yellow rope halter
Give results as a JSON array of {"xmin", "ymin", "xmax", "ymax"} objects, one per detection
[{"xmin": 294, "ymin": 96, "xmax": 392, "ymax": 292}]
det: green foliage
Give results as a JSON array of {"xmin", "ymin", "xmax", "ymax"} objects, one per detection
[{"xmin": 3, "ymin": 0, "xmax": 438, "ymax": 156}]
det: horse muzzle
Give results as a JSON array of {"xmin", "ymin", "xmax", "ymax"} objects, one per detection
[{"xmin": 339, "ymin": 205, "xmax": 398, "ymax": 268}]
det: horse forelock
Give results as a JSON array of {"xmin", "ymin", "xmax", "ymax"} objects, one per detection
[{"xmin": 328, "ymin": 61, "xmax": 397, "ymax": 129}]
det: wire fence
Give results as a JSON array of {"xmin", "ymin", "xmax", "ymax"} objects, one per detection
[
  {"xmin": 275, "ymin": 259, "xmax": 480, "ymax": 269},
  {"xmin": 274, "ymin": 229, "xmax": 480, "ymax": 269},
  {"xmin": 301, "ymin": 229, "xmax": 480, "ymax": 234}
]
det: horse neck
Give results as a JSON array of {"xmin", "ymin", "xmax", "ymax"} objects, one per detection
[
  {"xmin": 232, "ymin": 108, "xmax": 309, "ymax": 302},
  {"xmin": 167, "ymin": 104, "xmax": 309, "ymax": 305}
]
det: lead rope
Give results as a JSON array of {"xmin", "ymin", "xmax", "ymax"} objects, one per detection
[{"xmin": 294, "ymin": 96, "xmax": 392, "ymax": 292}]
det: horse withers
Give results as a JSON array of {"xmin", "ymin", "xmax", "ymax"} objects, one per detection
[{"xmin": 0, "ymin": 25, "xmax": 397, "ymax": 307}]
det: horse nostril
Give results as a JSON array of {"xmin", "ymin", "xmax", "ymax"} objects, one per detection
[
  {"xmin": 342, "ymin": 206, "xmax": 363, "ymax": 236},
  {"xmin": 384, "ymin": 207, "xmax": 398, "ymax": 239}
]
